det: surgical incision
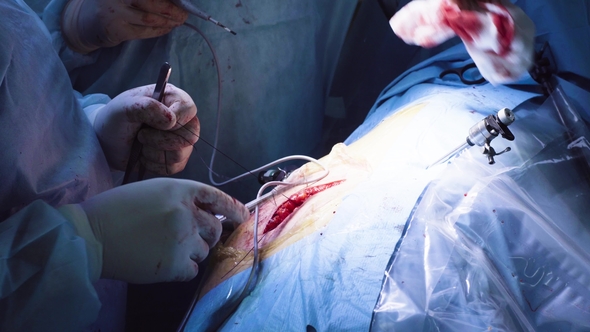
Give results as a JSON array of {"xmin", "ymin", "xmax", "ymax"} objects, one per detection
[{"xmin": 263, "ymin": 180, "xmax": 345, "ymax": 234}]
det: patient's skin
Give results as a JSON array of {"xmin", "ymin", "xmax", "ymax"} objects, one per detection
[
  {"xmin": 200, "ymin": 104, "xmax": 426, "ymax": 296},
  {"xmin": 200, "ymin": 144, "xmax": 371, "ymax": 296}
]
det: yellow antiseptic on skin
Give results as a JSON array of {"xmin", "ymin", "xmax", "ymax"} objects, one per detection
[{"xmin": 201, "ymin": 103, "xmax": 427, "ymax": 296}]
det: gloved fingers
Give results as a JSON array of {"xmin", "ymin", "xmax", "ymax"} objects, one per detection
[
  {"xmin": 166, "ymin": 229, "xmax": 209, "ymax": 282},
  {"xmin": 175, "ymin": 115, "xmax": 201, "ymax": 142},
  {"xmin": 126, "ymin": 84, "xmax": 197, "ymax": 132},
  {"xmin": 137, "ymin": 119, "xmax": 199, "ymax": 150},
  {"xmin": 118, "ymin": 5, "xmax": 184, "ymax": 28},
  {"xmin": 141, "ymin": 144, "xmax": 192, "ymax": 164},
  {"xmin": 187, "ymin": 207, "xmax": 223, "ymax": 251},
  {"xmin": 119, "ymin": 7, "xmax": 182, "ymax": 31},
  {"xmin": 123, "ymin": 0, "xmax": 188, "ymax": 23},
  {"xmin": 160, "ymin": 84, "xmax": 198, "ymax": 129},
  {"xmin": 159, "ymin": 251, "xmax": 200, "ymax": 282},
  {"xmin": 141, "ymin": 150, "xmax": 190, "ymax": 174},
  {"xmin": 116, "ymin": 85, "xmax": 178, "ymax": 130},
  {"xmin": 188, "ymin": 237, "xmax": 210, "ymax": 264},
  {"xmin": 135, "ymin": 116, "xmax": 199, "ymax": 168},
  {"xmin": 173, "ymin": 260, "xmax": 199, "ymax": 282},
  {"xmin": 189, "ymin": 182, "xmax": 250, "ymax": 225},
  {"xmin": 117, "ymin": 22, "xmax": 177, "ymax": 42}
]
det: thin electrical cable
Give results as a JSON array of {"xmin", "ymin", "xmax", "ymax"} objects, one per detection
[
  {"xmin": 169, "ymin": 47, "xmax": 334, "ymax": 332},
  {"xmin": 177, "ymin": 121, "xmax": 259, "ymax": 181},
  {"xmin": 176, "ymin": 155, "xmax": 329, "ymax": 332},
  {"xmin": 196, "ymin": 151, "xmax": 226, "ymax": 179},
  {"xmin": 174, "ymin": 114, "xmax": 330, "ymax": 305},
  {"xmin": 174, "ymin": 118, "xmax": 331, "ymax": 208},
  {"xmin": 174, "ymin": 121, "xmax": 331, "ymax": 331},
  {"xmin": 176, "ymin": 22, "xmax": 332, "ymax": 332},
  {"xmin": 210, "ymin": 158, "xmax": 329, "ymax": 331},
  {"xmin": 181, "ymin": 22, "xmax": 228, "ymax": 187},
  {"xmin": 176, "ymin": 22, "xmax": 251, "ymax": 329},
  {"xmin": 171, "ymin": 0, "xmax": 237, "ymax": 35}
]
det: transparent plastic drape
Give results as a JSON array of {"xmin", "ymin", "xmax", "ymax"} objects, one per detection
[{"xmin": 371, "ymin": 85, "xmax": 590, "ymax": 331}]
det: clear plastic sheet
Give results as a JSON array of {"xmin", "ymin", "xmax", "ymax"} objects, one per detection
[{"xmin": 371, "ymin": 85, "xmax": 590, "ymax": 331}]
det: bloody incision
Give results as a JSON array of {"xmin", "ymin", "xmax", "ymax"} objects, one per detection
[{"xmin": 263, "ymin": 180, "xmax": 345, "ymax": 234}]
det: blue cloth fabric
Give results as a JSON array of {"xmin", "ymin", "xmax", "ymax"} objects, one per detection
[
  {"xmin": 0, "ymin": 201, "xmax": 101, "ymax": 330},
  {"xmin": 513, "ymin": 0, "xmax": 590, "ymax": 80},
  {"xmin": 0, "ymin": 0, "xmax": 120, "ymax": 330},
  {"xmin": 37, "ymin": 0, "xmax": 358, "ymax": 203},
  {"xmin": 0, "ymin": 0, "xmax": 112, "ymax": 221}
]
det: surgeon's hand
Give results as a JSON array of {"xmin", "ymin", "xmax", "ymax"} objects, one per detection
[
  {"xmin": 58, "ymin": 178, "xmax": 250, "ymax": 283},
  {"xmin": 61, "ymin": 0, "xmax": 188, "ymax": 54},
  {"xmin": 94, "ymin": 84, "xmax": 199, "ymax": 175}
]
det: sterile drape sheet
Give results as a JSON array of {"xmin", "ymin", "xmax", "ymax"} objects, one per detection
[
  {"xmin": 185, "ymin": 72, "xmax": 539, "ymax": 331},
  {"xmin": 371, "ymin": 85, "xmax": 590, "ymax": 331}
]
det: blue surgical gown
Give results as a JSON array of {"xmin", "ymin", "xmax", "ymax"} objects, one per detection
[{"xmin": 0, "ymin": 0, "xmax": 119, "ymax": 330}]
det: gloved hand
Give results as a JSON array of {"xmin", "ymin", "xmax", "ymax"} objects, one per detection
[
  {"xmin": 61, "ymin": 0, "xmax": 188, "ymax": 54},
  {"xmin": 93, "ymin": 83, "xmax": 199, "ymax": 175},
  {"xmin": 58, "ymin": 178, "xmax": 250, "ymax": 283}
]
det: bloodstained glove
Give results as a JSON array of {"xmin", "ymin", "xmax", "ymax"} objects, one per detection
[
  {"xmin": 390, "ymin": 0, "xmax": 535, "ymax": 85},
  {"xmin": 61, "ymin": 0, "xmax": 188, "ymax": 54},
  {"xmin": 92, "ymin": 83, "xmax": 199, "ymax": 175}
]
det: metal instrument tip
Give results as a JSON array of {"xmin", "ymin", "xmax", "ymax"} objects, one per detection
[
  {"xmin": 219, "ymin": 24, "xmax": 236, "ymax": 35},
  {"xmin": 208, "ymin": 17, "xmax": 237, "ymax": 35}
]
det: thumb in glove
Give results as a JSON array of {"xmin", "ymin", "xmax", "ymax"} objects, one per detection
[
  {"xmin": 92, "ymin": 83, "xmax": 199, "ymax": 175},
  {"xmin": 58, "ymin": 178, "xmax": 250, "ymax": 284}
]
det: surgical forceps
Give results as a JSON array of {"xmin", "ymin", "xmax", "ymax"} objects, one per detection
[
  {"xmin": 439, "ymin": 62, "xmax": 487, "ymax": 85},
  {"xmin": 122, "ymin": 62, "xmax": 172, "ymax": 185}
]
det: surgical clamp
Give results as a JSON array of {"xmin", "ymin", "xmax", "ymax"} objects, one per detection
[{"xmin": 122, "ymin": 62, "xmax": 172, "ymax": 185}]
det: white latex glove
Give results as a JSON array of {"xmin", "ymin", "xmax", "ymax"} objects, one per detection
[
  {"xmin": 390, "ymin": 0, "xmax": 535, "ymax": 85},
  {"xmin": 61, "ymin": 0, "xmax": 188, "ymax": 54},
  {"xmin": 58, "ymin": 178, "xmax": 250, "ymax": 283},
  {"xmin": 92, "ymin": 83, "xmax": 199, "ymax": 175}
]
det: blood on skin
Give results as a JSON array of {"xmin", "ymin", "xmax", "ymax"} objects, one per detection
[{"xmin": 263, "ymin": 180, "xmax": 345, "ymax": 234}]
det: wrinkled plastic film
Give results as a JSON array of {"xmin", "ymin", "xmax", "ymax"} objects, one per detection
[{"xmin": 371, "ymin": 85, "xmax": 590, "ymax": 331}]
